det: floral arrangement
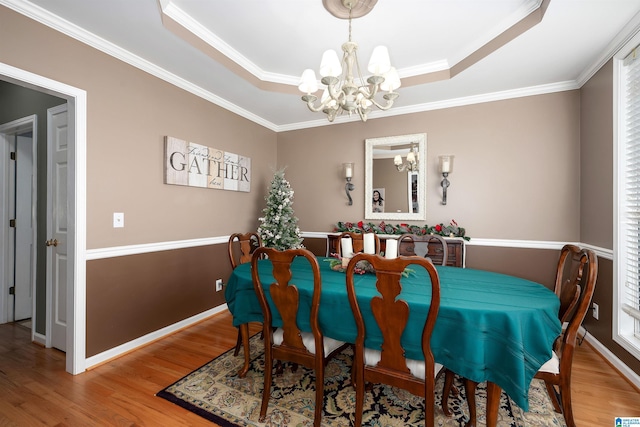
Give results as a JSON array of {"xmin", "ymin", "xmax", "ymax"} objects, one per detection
[
  {"xmin": 325, "ymin": 254, "xmax": 376, "ymax": 274},
  {"xmin": 334, "ymin": 219, "xmax": 469, "ymax": 241},
  {"xmin": 324, "ymin": 254, "xmax": 414, "ymax": 277}
]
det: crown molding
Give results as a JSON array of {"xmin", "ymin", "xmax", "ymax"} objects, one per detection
[
  {"xmin": 275, "ymin": 80, "xmax": 580, "ymax": 132},
  {"xmin": 0, "ymin": 0, "xmax": 280, "ymax": 131},
  {"xmin": 576, "ymin": 9, "xmax": 640, "ymax": 86}
]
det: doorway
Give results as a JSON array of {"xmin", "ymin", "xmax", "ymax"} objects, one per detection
[
  {"xmin": 0, "ymin": 62, "xmax": 87, "ymax": 375},
  {"xmin": 0, "ymin": 116, "xmax": 37, "ymax": 336}
]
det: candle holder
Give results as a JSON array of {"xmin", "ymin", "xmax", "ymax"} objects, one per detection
[
  {"xmin": 438, "ymin": 155, "xmax": 454, "ymax": 205},
  {"xmin": 343, "ymin": 162, "xmax": 355, "ymax": 205}
]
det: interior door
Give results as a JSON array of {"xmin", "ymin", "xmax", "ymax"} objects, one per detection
[
  {"xmin": 14, "ymin": 132, "xmax": 35, "ymax": 320},
  {"xmin": 47, "ymin": 104, "xmax": 68, "ymax": 352}
]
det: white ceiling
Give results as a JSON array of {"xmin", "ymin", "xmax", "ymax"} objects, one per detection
[{"xmin": 4, "ymin": 0, "xmax": 640, "ymax": 131}]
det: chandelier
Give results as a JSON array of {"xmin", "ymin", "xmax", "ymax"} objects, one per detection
[
  {"xmin": 297, "ymin": 0, "xmax": 401, "ymax": 122},
  {"xmin": 394, "ymin": 144, "xmax": 419, "ymax": 172}
]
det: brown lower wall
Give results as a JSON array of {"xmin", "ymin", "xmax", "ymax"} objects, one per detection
[
  {"xmin": 86, "ymin": 244, "xmax": 232, "ymax": 357},
  {"xmin": 465, "ymin": 245, "xmax": 560, "ymax": 290},
  {"xmin": 86, "ymin": 238, "xmax": 640, "ymax": 378}
]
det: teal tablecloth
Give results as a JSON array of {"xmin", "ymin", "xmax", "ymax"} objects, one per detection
[{"xmin": 225, "ymin": 256, "xmax": 561, "ymax": 411}]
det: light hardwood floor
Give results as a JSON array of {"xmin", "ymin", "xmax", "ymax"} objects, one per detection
[{"xmin": 1, "ymin": 311, "xmax": 638, "ymax": 426}]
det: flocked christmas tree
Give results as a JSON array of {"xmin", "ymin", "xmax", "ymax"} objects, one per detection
[{"xmin": 257, "ymin": 169, "xmax": 304, "ymax": 250}]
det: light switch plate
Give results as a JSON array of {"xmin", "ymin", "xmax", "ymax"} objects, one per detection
[{"xmin": 113, "ymin": 212, "xmax": 124, "ymax": 228}]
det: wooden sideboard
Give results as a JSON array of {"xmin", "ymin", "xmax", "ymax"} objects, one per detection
[{"xmin": 327, "ymin": 234, "xmax": 465, "ymax": 268}]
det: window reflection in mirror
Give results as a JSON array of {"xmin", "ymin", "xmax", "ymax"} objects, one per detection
[{"xmin": 365, "ymin": 134, "xmax": 427, "ymax": 221}]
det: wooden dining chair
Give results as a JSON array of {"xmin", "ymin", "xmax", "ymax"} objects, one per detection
[
  {"xmin": 441, "ymin": 246, "xmax": 598, "ymax": 427},
  {"xmin": 227, "ymin": 232, "xmax": 263, "ymax": 356},
  {"xmin": 228, "ymin": 232, "xmax": 262, "ymax": 269},
  {"xmin": 553, "ymin": 244, "xmax": 584, "ymax": 323},
  {"xmin": 398, "ymin": 234, "xmax": 448, "ymax": 266},
  {"xmin": 345, "ymin": 253, "xmax": 443, "ymax": 427},
  {"xmin": 535, "ymin": 247, "xmax": 597, "ymax": 427},
  {"xmin": 251, "ymin": 247, "xmax": 348, "ymax": 426},
  {"xmin": 336, "ymin": 231, "xmax": 380, "ymax": 256}
]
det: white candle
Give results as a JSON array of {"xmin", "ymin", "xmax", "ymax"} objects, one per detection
[
  {"xmin": 341, "ymin": 238, "xmax": 353, "ymax": 258},
  {"xmin": 345, "ymin": 163, "xmax": 353, "ymax": 178},
  {"xmin": 441, "ymin": 158, "xmax": 450, "ymax": 173},
  {"xmin": 363, "ymin": 233, "xmax": 375, "ymax": 254},
  {"xmin": 385, "ymin": 239, "xmax": 398, "ymax": 259}
]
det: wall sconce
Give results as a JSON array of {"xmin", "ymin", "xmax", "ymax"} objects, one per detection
[
  {"xmin": 439, "ymin": 155, "xmax": 454, "ymax": 205},
  {"xmin": 394, "ymin": 144, "xmax": 419, "ymax": 172},
  {"xmin": 344, "ymin": 162, "xmax": 355, "ymax": 205}
]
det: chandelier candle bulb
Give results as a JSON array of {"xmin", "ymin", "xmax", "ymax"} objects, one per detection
[
  {"xmin": 320, "ymin": 50, "xmax": 342, "ymax": 77},
  {"xmin": 368, "ymin": 46, "xmax": 391, "ymax": 74},
  {"xmin": 363, "ymin": 233, "xmax": 375, "ymax": 254},
  {"xmin": 298, "ymin": 69, "xmax": 318, "ymax": 93},
  {"xmin": 385, "ymin": 238, "xmax": 398, "ymax": 259}
]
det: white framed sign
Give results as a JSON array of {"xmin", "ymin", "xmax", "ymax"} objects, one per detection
[{"xmin": 164, "ymin": 136, "xmax": 251, "ymax": 192}]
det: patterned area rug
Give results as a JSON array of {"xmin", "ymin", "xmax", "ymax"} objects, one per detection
[{"xmin": 157, "ymin": 335, "xmax": 566, "ymax": 426}]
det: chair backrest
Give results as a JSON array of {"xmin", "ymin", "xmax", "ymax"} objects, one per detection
[
  {"xmin": 251, "ymin": 247, "xmax": 323, "ymax": 355},
  {"xmin": 336, "ymin": 231, "xmax": 380, "ymax": 256},
  {"xmin": 228, "ymin": 232, "xmax": 262, "ymax": 268},
  {"xmin": 554, "ymin": 244, "xmax": 585, "ymax": 323},
  {"xmin": 557, "ymin": 248, "xmax": 597, "ymax": 370},
  {"xmin": 398, "ymin": 234, "xmax": 448, "ymax": 266},
  {"xmin": 345, "ymin": 253, "xmax": 441, "ymax": 395}
]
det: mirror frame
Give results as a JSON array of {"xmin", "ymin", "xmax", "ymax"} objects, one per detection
[{"xmin": 365, "ymin": 133, "xmax": 427, "ymax": 221}]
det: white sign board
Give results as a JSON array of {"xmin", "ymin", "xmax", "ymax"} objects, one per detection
[{"xmin": 164, "ymin": 136, "xmax": 251, "ymax": 192}]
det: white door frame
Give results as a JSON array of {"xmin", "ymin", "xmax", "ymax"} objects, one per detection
[
  {"xmin": 0, "ymin": 62, "xmax": 87, "ymax": 375},
  {"xmin": 0, "ymin": 115, "xmax": 37, "ymax": 334}
]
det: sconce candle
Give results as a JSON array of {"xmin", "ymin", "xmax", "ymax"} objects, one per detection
[
  {"xmin": 438, "ymin": 155, "xmax": 454, "ymax": 205},
  {"xmin": 345, "ymin": 163, "xmax": 353, "ymax": 178},
  {"xmin": 441, "ymin": 158, "xmax": 450, "ymax": 173}
]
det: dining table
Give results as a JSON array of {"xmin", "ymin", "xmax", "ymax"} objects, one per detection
[{"xmin": 225, "ymin": 255, "xmax": 561, "ymax": 426}]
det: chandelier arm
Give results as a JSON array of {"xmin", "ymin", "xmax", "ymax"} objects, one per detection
[
  {"xmin": 305, "ymin": 99, "xmax": 328, "ymax": 113},
  {"xmin": 368, "ymin": 97, "xmax": 395, "ymax": 111},
  {"xmin": 366, "ymin": 82, "xmax": 380, "ymax": 99}
]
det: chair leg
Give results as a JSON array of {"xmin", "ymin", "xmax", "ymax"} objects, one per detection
[
  {"xmin": 352, "ymin": 354, "xmax": 365, "ymax": 427},
  {"xmin": 259, "ymin": 346, "xmax": 273, "ymax": 422},
  {"xmin": 233, "ymin": 329, "xmax": 242, "ymax": 356},
  {"xmin": 544, "ymin": 380, "xmax": 562, "ymax": 413},
  {"xmin": 464, "ymin": 379, "xmax": 477, "ymax": 427},
  {"xmin": 314, "ymin": 362, "xmax": 324, "ymax": 427},
  {"xmin": 559, "ymin": 381, "xmax": 576, "ymax": 427},
  {"xmin": 441, "ymin": 369, "xmax": 455, "ymax": 417}
]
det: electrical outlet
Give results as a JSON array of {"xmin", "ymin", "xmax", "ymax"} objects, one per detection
[
  {"xmin": 592, "ymin": 302, "xmax": 599, "ymax": 320},
  {"xmin": 216, "ymin": 279, "xmax": 223, "ymax": 292}
]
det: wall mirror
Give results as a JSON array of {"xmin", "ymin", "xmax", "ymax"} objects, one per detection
[{"xmin": 365, "ymin": 133, "xmax": 427, "ymax": 221}]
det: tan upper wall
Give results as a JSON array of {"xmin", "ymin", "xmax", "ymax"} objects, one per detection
[
  {"xmin": 0, "ymin": 5, "xmax": 278, "ymax": 249},
  {"xmin": 277, "ymin": 92, "xmax": 581, "ymax": 241},
  {"xmin": 580, "ymin": 60, "xmax": 614, "ymax": 249}
]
